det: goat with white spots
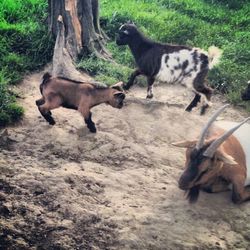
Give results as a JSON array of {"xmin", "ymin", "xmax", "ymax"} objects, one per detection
[{"xmin": 116, "ymin": 23, "xmax": 222, "ymax": 115}]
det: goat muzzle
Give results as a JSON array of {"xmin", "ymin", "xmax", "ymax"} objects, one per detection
[
  {"xmin": 118, "ymin": 101, "xmax": 124, "ymax": 109},
  {"xmin": 178, "ymin": 178, "xmax": 190, "ymax": 190},
  {"xmin": 116, "ymin": 37, "xmax": 123, "ymax": 46}
]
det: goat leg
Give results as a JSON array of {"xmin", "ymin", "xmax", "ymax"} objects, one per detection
[
  {"xmin": 231, "ymin": 175, "xmax": 250, "ymax": 203},
  {"xmin": 124, "ymin": 69, "xmax": 141, "ymax": 90},
  {"xmin": 185, "ymin": 94, "xmax": 201, "ymax": 112},
  {"xmin": 84, "ymin": 112, "xmax": 96, "ymax": 133},
  {"xmin": 36, "ymin": 94, "xmax": 62, "ymax": 125},
  {"xmin": 37, "ymin": 106, "xmax": 55, "ymax": 125},
  {"xmin": 202, "ymin": 178, "xmax": 229, "ymax": 193},
  {"xmin": 36, "ymin": 98, "xmax": 52, "ymax": 116},
  {"xmin": 200, "ymin": 104, "xmax": 209, "ymax": 115},
  {"xmin": 192, "ymin": 74, "xmax": 213, "ymax": 115},
  {"xmin": 198, "ymin": 86, "xmax": 213, "ymax": 115},
  {"xmin": 146, "ymin": 77, "xmax": 155, "ymax": 99}
]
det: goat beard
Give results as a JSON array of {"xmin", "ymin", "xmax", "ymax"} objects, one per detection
[{"xmin": 186, "ymin": 186, "xmax": 200, "ymax": 203}]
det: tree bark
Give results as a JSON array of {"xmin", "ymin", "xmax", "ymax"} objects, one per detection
[{"xmin": 48, "ymin": 0, "xmax": 111, "ymax": 81}]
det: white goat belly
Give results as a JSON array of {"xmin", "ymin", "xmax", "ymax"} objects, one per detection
[
  {"xmin": 216, "ymin": 121, "xmax": 250, "ymax": 186},
  {"xmin": 156, "ymin": 49, "xmax": 201, "ymax": 87}
]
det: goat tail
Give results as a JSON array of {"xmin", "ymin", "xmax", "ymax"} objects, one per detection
[
  {"xmin": 208, "ymin": 46, "xmax": 223, "ymax": 69},
  {"xmin": 42, "ymin": 72, "xmax": 52, "ymax": 85},
  {"xmin": 40, "ymin": 72, "xmax": 52, "ymax": 95}
]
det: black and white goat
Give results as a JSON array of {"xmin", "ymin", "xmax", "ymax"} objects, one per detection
[{"xmin": 116, "ymin": 23, "xmax": 222, "ymax": 115}]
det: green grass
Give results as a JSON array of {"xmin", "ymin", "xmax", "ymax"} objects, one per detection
[
  {"xmin": 77, "ymin": 53, "xmax": 133, "ymax": 85},
  {"xmin": 79, "ymin": 0, "xmax": 250, "ymax": 110},
  {"xmin": 0, "ymin": 0, "xmax": 53, "ymax": 126},
  {"xmin": 0, "ymin": 80, "xmax": 24, "ymax": 126}
]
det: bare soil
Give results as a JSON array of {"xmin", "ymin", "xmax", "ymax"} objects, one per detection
[{"xmin": 0, "ymin": 71, "xmax": 250, "ymax": 250}]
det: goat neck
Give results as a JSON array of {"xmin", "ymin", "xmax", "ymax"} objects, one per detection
[
  {"xmin": 90, "ymin": 88, "xmax": 112, "ymax": 107},
  {"xmin": 128, "ymin": 33, "xmax": 153, "ymax": 63}
]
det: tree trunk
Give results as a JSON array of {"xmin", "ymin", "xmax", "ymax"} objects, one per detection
[{"xmin": 48, "ymin": 0, "xmax": 111, "ymax": 81}]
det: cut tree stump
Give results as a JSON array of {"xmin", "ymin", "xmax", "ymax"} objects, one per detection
[{"xmin": 48, "ymin": 0, "xmax": 111, "ymax": 82}]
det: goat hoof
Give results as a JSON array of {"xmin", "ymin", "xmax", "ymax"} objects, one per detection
[
  {"xmin": 89, "ymin": 127, "xmax": 97, "ymax": 133},
  {"xmin": 48, "ymin": 117, "xmax": 55, "ymax": 125},
  {"xmin": 185, "ymin": 107, "xmax": 192, "ymax": 112},
  {"xmin": 200, "ymin": 104, "xmax": 209, "ymax": 115},
  {"xmin": 232, "ymin": 192, "xmax": 242, "ymax": 204},
  {"xmin": 49, "ymin": 120, "xmax": 55, "ymax": 125},
  {"xmin": 232, "ymin": 197, "xmax": 242, "ymax": 204},
  {"xmin": 146, "ymin": 94, "xmax": 153, "ymax": 99},
  {"xmin": 200, "ymin": 108, "xmax": 207, "ymax": 116}
]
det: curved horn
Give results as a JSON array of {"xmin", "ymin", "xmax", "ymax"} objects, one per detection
[
  {"xmin": 196, "ymin": 104, "xmax": 230, "ymax": 150},
  {"xmin": 203, "ymin": 117, "xmax": 250, "ymax": 158}
]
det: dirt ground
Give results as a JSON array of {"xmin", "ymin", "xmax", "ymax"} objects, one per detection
[{"xmin": 0, "ymin": 70, "xmax": 250, "ymax": 250}]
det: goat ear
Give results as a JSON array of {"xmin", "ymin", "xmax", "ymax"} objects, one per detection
[
  {"xmin": 111, "ymin": 82, "xmax": 124, "ymax": 91},
  {"xmin": 126, "ymin": 20, "xmax": 135, "ymax": 26},
  {"xmin": 215, "ymin": 150, "xmax": 237, "ymax": 165},
  {"xmin": 171, "ymin": 140, "xmax": 197, "ymax": 148},
  {"xmin": 111, "ymin": 85, "xmax": 123, "ymax": 91}
]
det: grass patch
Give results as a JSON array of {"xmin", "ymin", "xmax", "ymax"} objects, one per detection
[
  {"xmin": 0, "ymin": 81, "xmax": 24, "ymax": 126},
  {"xmin": 79, "ymin": 0, "xmax": 250, "ymax": 109},
  {"xmin": 0, "ymin": 0, "xmax": 53, "ymax": 126},
  {"xmin": 78, "ymin": 53, "xmax": 133, "ymax": 85}
]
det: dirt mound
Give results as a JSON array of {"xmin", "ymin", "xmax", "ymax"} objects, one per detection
[{"xmin": 0, "ymin": 71, "xmax": 250, "ymax": 249}]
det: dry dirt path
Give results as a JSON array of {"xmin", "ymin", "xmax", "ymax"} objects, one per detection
[{"xmin": 0, "ymin": 70, "xmax": 250, "ymax": 250}]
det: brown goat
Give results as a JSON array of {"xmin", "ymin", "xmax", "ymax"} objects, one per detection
[
  {"xmin": 36, "ymin": 73, "xmax": 125, "ymax": 133},
  {"xmin": 172, "ymin": 105, "xmax": 250, "ymax": 204}
]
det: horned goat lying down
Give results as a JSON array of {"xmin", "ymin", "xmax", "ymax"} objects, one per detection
[
  {"xmin": 36, "ymin": 73, "xmax": 125, "ymax": 133},
  {"xmin": 172, "ymin": 104, "xmax": 250, "ymax": 204},
  {"xmin": 116, "ymin": 23, "xmax": 222, "ymax": 115}
]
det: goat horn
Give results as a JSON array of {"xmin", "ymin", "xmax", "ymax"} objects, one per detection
[
  {"xmin": 203, "ymin": 117, "xmax": 250, "ymax": 158},
  {"xmin": 196, "ymin": 104, "xmax": 230, "ymax": 150}
]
